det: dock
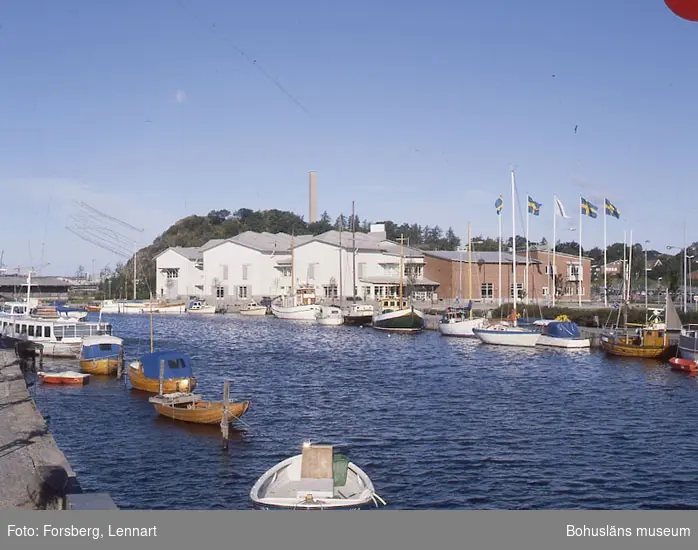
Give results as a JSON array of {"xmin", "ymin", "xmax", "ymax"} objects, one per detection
[{"xmin": 0, "ymin": 347, "xmax": 117, "ymax": 509}]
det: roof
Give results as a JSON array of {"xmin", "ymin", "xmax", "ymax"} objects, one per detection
[
  {"xmin": 138, "ymin": 350, "xmax": 194, "ymax": 380},
  {"xmin": 358, "ymin": 275, "xmax": 440, "ymax": 286},
  {"xmin": 303, "ymin": 230, "xmax": 424, "ymax": 257},
  {"xmin": 0, "ymin": 276, "xmax": 72, "ymax": 287},
  {"xmin": 199, "ymin": 238, "xmax": 227, "ymax": 252},
  {"xmin": 423, "ymin": 251, "xmax": 540, "ymax": 264},
  {"xmin": 82, "ymin": 335, "xmax": 123, "ymax": 346},
  {"xmin": 153, "ymin": 246, "xmax": 202, "ymax": 261}
]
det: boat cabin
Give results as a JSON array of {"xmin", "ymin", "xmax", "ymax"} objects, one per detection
[
  {"xmin": 295, "ymin": 285, "xmax": 317, "ymax": 305},
  {"xmin": 137, "ymin": 350, "xmax": 195, "ymax": 380},
  {"xmin": 441, "ymin": 307, "xmax": 471, "ymax": 323},
  {"xmin": 379, "ymin": 297, "xmax": 408, "ymax": 314},
  {"xmin": 81, "ymin": 335, "xmax": 123, "ymax": 359}
]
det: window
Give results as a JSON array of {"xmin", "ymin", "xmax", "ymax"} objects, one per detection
[
  {"xmin": 358, "ymin": 263, "xmax": 365, "ymax": 278},
  {"xmin": 481, "ymin": 283, "xmax": 493, "ymax": 298},
  {"xmin": 21, "ymin": 324, "xmax": 26, "ymax": 334},
  {"xmin": 242, "ymin": 265, "xmax": 249, "ymax": 281},
  {"xmin": 510, "ymin": 283, "xmax": 523, "ymax": 299},
  {"xmin": 542, "ymin": 286, "xmax": 549, "ymax": 296},
  {"xmin": 45, "ymin": 326, "xmax": 50, "ymax": 338},
  {"xmin": 362, "ymin": 286, "xmax": 371, "ymax": 297},
  {"xmin": 222, "ymin": 265, "xmax": 229, "ymax": 280},
  {"xmin": 99, "ymin": 343, "xmax": 112, "ymax": 351},
  {"xmin": 578, "ymin": 286, "xmax": 584, "ymax": 296},
  {"xmin": 164, "ymin": 268, "xmax": 178, "ymax": 279},
  {"xmin": 168, "ymin": 359, "xmax": 181, "ymax": 369},
  {"xmin": 324, "ymin": 284, "xmax": 338, "ymax": 298},
  {"xmin": 238, "ymin": 286, "xmax": 248, "ymax": 299},
  {"xmin": 28, "ymin": 325, "xmax": 34, "ymax": 336},
  {"xmin": 216, "ymin": 286, "xmax": 225, "ymax": 298},
  {"xmin": 545, "ymin": 264, "xmax": 555, "ymax": 275},
  {"xmin": 308, "ymin": 263, "xmax": 316, "ymax": 280},
  {"xmin": 568, "ymin": 264, "xmax": 581, "ymax": 279}
]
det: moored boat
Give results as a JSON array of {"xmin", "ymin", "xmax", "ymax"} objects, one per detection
[
  {"xmin": 122, "ymin": 301, "xmax": 187, "ymax": 315},
  {"xmin": 186, "ymin": 300, "xmax": 216, "ymax": 314},
  {"xmin": 317, "ymin": 305, "xmax": 343, "ymax": 326},
  {"xmin": 79, "ymin": 334, "xmax": 124, "ymax": 375},
  {"xmin": 535, "ymin": 320, "xmax": 590, "ymax": 348},
  {"xmin": 343, "ymin": 303, "xmax": 374, "ymax": 326},
  {"xmin": 600, "ymin": 326, "xmax": 676, "ymax": 359},
  {"xmin": 249, "ymin": 442, "xmax": 385, "ymax": 510},
  {"xmin": 438, "ymin": 304, "xmax": 485, "ymax": 337},
  {"xmin": 239, "ymin": 301, "xmax": 268, "ymax": 316},
  {"xmin": 678, "ymin": 323, "xmax": 698, "ymax": 362},
  {"xmin": 473, "ymin": 323, "xmax": 540, "ymax": 347},
  {"xmin": 149, "ymin": 392, "xmax": 250, "ymax": 425},
  {"xmin": 271, "ymin": 285, "xmax": 321, "ymax": 320},
  {"xmin": 38, "ymin": 371, "xmax": 90, "ymax": 385},
  {"xmin": 372, "ymin": 297, "xmax": 424, "ymax": 332},
  {"xmin": 127, "ymin": 350, "xmax": 197, "ymax": 393},
  {"xmin": 668, "ymin": 357, "xmax": 697, "ymax": 374}
]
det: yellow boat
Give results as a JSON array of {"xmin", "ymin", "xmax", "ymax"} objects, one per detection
[
  {"xmin": 149, "ymin": 393, "xmax": 250, "ymax": 425},
  {"xmin": 79, "ymin": 335, "xmax": 124, "ymax": 375},
  {"xmin": 600, "ymin": 326, "xmax": 676, "ymax": 359},
  {"xmin": 127, "ymin": 350, "xmax": 197, "ymax": 393}
]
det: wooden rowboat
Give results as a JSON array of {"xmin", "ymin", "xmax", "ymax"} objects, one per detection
[
  {"xmin": 38, "ymin": 371, "xmax": 90, "ymax": 385},
  {"xmin": 149, "ymin": 392, "xmax": 250, "ymax": 425},
  {"xmin": 127, "ymin": 350, "xmax": 197, "ymax": 393},
  {"xmin": 669, "ymin": 357, "xmax": 697, "ymax": 374}
]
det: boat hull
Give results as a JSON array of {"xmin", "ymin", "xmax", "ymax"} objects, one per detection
[
  {"xmin": 122, "ymin": 303, "xmax": 187, "ymax": 314},
  {"xmin": 38, "ymin": 371, "xmax": 90, "ymax": 385},
  {"xmin": 271, "ymin": 303, "xmax": 321, "ymax": 321},
  {"xmin": 372, "ymin": 308, "xmax": 424, "ymax": 332},
  {"xmin": 127, "ymin": 366, "xmax": 197, "ymax": 393},
  {"xmin": 473, "ymin": 327, "xmax": 540, "ymax": 347},
  {"xmin": 438, "ymin": 317, "xmax": 485, "ymax": 337},
  {"xmin": 600, "ymin": 336, "xmax": 676, "ymax": 359},
  {"xmin": 318, "ymin": 317, "xmax": 343, "ymax": 326},
  {"xmin": 669, "ymin": 357, "xmax": 697, "ymax": 374},
  {"xmin": 187, "ymin": 306, "xmax": 216, "ymax": 315},
  {"xmin": 36, "ymin": 341, "xmax": 82, "ymax": 358},
  {"xmin": 153, "ymin": 400, "xmax": 250, "ymax": 424},
  {"xmin": 678, "ymin": 333, "xmax": 698, "ymax": 361},
  {"xmin": 80, "ymin": 358, "xmax": 121, "ymax": 375},
  {"xmin": 343, "ymin": 313, "xmax": 373, "ymax": 326},
  {"xmin": 537, "ymin": 335, "xmax": 591, "ymax": 348},
  {"xmin": 239, "ymin": 307, "xmax": 267, "ymax": 316}
]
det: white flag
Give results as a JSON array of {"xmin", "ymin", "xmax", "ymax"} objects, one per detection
[{"xmin": 555, "ymin": 197, "xmax": 570, "ymax": 218}]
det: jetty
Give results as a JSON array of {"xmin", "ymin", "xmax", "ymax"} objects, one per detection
[{"xmin": 0, "ymin": 347, "xmax": 117, "ymax": 509}]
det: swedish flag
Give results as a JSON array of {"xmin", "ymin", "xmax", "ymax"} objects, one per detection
[
  {"xmin": 527, "ymin": 196, "xmax": 542, "ymax": 216},
  {"xmin": 604, "ymin": 198, "xmax": 620, "ymax": 219},
  {"xmin": 581, "ymin": 197, "xmax": 598, "ymax": 218},
  {"xmin": 495, "ymin": 195, "xmax": 503, "ymax": 215}
]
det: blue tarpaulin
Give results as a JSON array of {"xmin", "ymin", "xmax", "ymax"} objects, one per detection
[
  {"xmin": 543, "ymin": 321, "xmax": 581, "ymax": 339},
  {"xmin": 139, "ymin": 350, "xmax": 194, "ymax": 379}
]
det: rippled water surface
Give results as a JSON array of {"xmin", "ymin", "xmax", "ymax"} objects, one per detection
[{"xmin": 32, "ymin": 313, "xmax": 698, "ymax": 509}]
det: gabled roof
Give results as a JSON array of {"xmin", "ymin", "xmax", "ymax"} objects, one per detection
[
  {"xmin": 299, "ymin": 230, "xmax": 424, "ymax": 257},
  {"xmin": 153, "ymin": 246, "xmax": 202, "ymax": 262},
  {"xmin": 423, "ymin": 250, "xmax": 540, "ymax": 264},
  {"xmin": 199, "ymin": 239, "xmax": 226, "ymax": 252}
]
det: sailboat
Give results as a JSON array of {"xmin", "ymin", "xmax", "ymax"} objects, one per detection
[
  {"xmin": 271, "ymin": 233, "xmax": 322, "ymax": 321},
  {"xmin": 439, "ymin": 222, "xmax": 486, "ymax": 337},
  {"xmin": 473, "ymin": 170, "xmax": 541, "ymax": 347},
  {"xmin": 317, "ymin": 220, "xmax": 345, "ymax": 326},
  {"xmin": 372, "ymin": 234, "xmax": 425, "ymax": 332},
  {"xmin": 344, "ymin": 201, "xmax": 374, "ymax": 326}
]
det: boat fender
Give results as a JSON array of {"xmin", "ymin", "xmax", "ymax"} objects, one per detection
[{"xmin": 555, "ymin": 314, "xmax": 569, "ymax": 322}]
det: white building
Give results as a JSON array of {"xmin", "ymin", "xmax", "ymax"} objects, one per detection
[
  {"xmin": 154, "ymin": 224, "xmax": 440, "ymax": 303},
  {"xmin": 153, "ymin": 247, "xmax": 205, "ymax": 299}
]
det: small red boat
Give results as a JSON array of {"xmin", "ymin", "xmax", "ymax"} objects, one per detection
[
  {"xmin": 38, "ymin": 371, "xmax": 91, "ymax": 385},
  {"xmin": 668, "ymin": 357, "xmax": 697, "ymax": 374}
]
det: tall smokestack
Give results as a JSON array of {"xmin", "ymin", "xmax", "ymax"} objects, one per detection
[{"xmin": 308, "ymin": 171, "xmax": 318, "ymax": 223}]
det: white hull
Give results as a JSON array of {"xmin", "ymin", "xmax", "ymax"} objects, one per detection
[
  {"xmin": 271, "ymin": 303, "xmax": 321, "ymax": 321},
  {"xmin": 122, "ymin": 304, "xmax": 186, "ymax": 314},
  {"xmin": 187, "ymin": 306, "xmax": 216, "ymax": 314},
  {"xmin": 473, "ymin": 326, "xmax": 540, "ymax": 347},
  {"xmin": 28, "ymin": 339, "xmax": 82, "ymax": 358},
  {"xmin": 537, "ymin": 335, "xmax": 590, "ymax": 348},
  {"xmin": 318, "ymin": 316, "xmax": 343, "ymax": 326},
  {"xmin": 438, "ymin": 317, "xmax": 485, "ymax": 337},
  {"xmin": 239, "ymin": 307, "xmax": 267, "ymax": 316}
]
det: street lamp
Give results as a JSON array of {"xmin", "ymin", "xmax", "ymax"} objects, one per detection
[{"xmin": 666, "ymin": 245, "xmax": 687, "ymax": 313}]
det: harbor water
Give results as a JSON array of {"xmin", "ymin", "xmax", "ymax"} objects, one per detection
[{"xmin": 32, "ymin": 313, "xmax": 698, "ymax": 509}]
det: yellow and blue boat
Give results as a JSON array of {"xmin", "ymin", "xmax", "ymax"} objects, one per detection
[{"xmin": 79, "ymin": 335, "xmax": 124, "ymax": 375}]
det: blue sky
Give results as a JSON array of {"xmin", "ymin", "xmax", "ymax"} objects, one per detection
[{"xmin": 1, "ymin": 0, "xmax": 698, "ymax": 276}]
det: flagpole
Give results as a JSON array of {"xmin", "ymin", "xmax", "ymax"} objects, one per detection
[
  {"xmin": 578, "ymin": 196, "xmax": 583, "ymax": 307},
  {"xmin": 511, "ymin": 170, "xmax": 517, "ymax": 320},
  {"xmin": 525, "ymin": 195, "xmax": 530, "ymax": 305},
  {"xmin": 603, "ymin": 198, "xmax": 608, "ymax": 307},
  {"xmin": 498, "ymin": 207, "xmax": 502, "ymax": 307},
  {"xmin": 552, "ymin": 195, "xmax": 557, "ymax": 307}
]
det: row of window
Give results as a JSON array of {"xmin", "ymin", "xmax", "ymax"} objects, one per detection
[{"xmin": 1, "ymin": 320, "xmax": 51, "ymax": 337}]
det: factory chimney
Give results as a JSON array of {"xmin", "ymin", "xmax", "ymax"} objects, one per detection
[{"xmin": 308, "ymin": 171, "xmax": 318, "ymax": 223}]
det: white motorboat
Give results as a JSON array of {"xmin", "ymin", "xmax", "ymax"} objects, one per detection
[
  {"xmin": 271, "ymin": 286, "xmax": 321, "ymax": 321},
  {"xmin": 239, "ymin": 301, "xmax": 268, "ymax": 316},
  {"xmin": 186, "ymin": 300, "xmax": 216, "ymax": 314},
  {"xmin": 473, "ymin": 323, "xmax": 541, "ymax": 347},
  {"xmin": 438, "ymin": 306, "xmax": 485, "ymax": 337},
  {"xmin": 317, "ymin": 305, "xmax": 343, "ymax": 326},
  {"xmin": 249, "ymin": 442, "xmax": 385, "ymax": 510},
  {"xmin": 534, "ymin": 319, "xmax": 590, "ymax": 348}
]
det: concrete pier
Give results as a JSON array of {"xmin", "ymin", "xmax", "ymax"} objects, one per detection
[{"xmin": 0, "ymin": 348, "xmax": 117, "ymax": 509}]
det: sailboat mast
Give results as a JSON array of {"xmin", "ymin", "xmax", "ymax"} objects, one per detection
[
  {"xmin": 399, "ymin": 234, "xmax": 404, "ymax": 304},
  {"xmin": 290, "ymin": 232, "xmax": 295, "ymax": 306},
  {"xmin": 351, "ymin": 201, "xmax": 357, "ymax": 301},
  {"xmin": 339, "ymin": 217, "xmax": 343, "ymax": 306},
  {"xmin": 468, "ymin": 222, "xmax": 473, "ymax": 320},
  {"xmin": 511, "ymin": 170, "xmax": 519, "ymax": 326}
]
